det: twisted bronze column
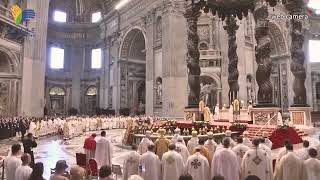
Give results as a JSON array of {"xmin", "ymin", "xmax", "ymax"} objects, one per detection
[
  {"xmin": 285, "ymin": 0, "xmax": 307, "ymax": 106},
  {"xmin": 184, "ymin": 3, "xmax": 201, "ymax": 107},
  {"xmin": 253, "ymin": 4, "xmax": 273, "ymax": 105},
  {"xmin": 224, "ymin": 16, "xmax": 239, "ymax": 105}
]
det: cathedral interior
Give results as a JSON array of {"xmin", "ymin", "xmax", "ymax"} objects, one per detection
[{"xmin": 0, "ymin": 0, "xmax": 319, "ymax": 118}]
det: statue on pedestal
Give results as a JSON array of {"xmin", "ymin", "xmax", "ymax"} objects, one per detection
[{"xmin": 154, "ymin": 129, "xmax": 170, "ymax": 159}]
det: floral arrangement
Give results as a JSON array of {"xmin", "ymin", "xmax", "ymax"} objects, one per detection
[
  {"xmin": 277, "ymin": 124, "xmax": 289, "ymax": 130},
  {"xmin": 229, "ymin": 123, "xmax": 247, "ymax": 133}
]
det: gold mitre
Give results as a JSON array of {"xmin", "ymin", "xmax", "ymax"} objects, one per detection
[
  {"xmin": 158, "ymin": 128, "xmax": 166, "ymax": 135},
  {"xmin": 191, "ymin": 130, "xmax": 198, "ymax": 137}
]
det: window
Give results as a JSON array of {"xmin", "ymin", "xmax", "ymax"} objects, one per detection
[
  {"xmin": 53, "ymin": 10, "xmax": 67, "ymax": 22},
  {"xmin": 50, "ymin": 47, "xmax": 64, "ymax": 69},
  {"xmin": 91, "ymin": 48, "xmax": 102, "ymax": 69},
  {"xmin": 309, "ymin": 40, "xmax": 320, "ymax": 62},
  {"xmin": 91, "ymin": 12, "xmax": 101, "ymax": 23},
  {"xmin": 308, "ymin": 0, "xmax": 320, "ymax": 15}
]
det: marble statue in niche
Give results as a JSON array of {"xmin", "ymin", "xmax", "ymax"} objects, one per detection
[
  {"xmin": 246, "ymin": 75, "xmax": 255, "ymax": 103},
  {"xmin": 156, "ymin": 17, "xmax": 162, "ymax": 41},
  {"xmin": 155, "ymin": 77, "xmax": 162, "ymax": 105}
]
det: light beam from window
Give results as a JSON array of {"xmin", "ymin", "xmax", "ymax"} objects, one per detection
[
  {"xmin": 53, "ymin": 10, "xmax": 67, "ymax": 22},
  {"xmin": 50, "ymin": 47, "xmax": 64, "ymax": 69},
  {"xmin": 309, "ymin": 40, "xmax": 320, "ymax": 63},
  {"xmin": 91, "ymin": 48, "xmax": 102, "ymax": 69}
]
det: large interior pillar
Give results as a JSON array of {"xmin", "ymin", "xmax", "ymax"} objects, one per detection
[
  {"xmin": 253, "ymin": 3, "xmax": 273, "ymax": 106},
  {"xmin": 162, "ymin": 0, "xmax": 188, "ymax": 117},
  {"xmin": 223, "ymin": 16, "xmax": 240, "ymax": 105},
  {"xmin": 21, "ymin": 0, "xmax": 50, "ymax": 117}
]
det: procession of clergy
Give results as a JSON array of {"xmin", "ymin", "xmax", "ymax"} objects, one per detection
[
  {"xmin": 28, "ymin": 116, "xmax": 131, "ymax": 139},
  {"xmin": 83, "ymin": 125, "xmax": 320, "ymax": 180}
]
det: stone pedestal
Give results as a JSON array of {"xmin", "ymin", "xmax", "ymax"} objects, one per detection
[
  {"xmin": 251, "ymin": 107, "xmax": 281, "ymax": 126},
  {"xmin": 184, "ymin": 107, "xmax": 201, "ymax": 121},
  {"xmin": 288, "ymin": 107, "xmax": 312, "ymax": 126}
]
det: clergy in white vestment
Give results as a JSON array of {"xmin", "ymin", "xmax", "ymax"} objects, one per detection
[
  {"xmin": 232, "ymin": 137, "xmax": 250, "ymax": 168},
  {"xmin": 275, "ymin": 140, "xmax": 290, "ymax": 164},
  {"xmin": 15, "ymin": 153, "xmax": 32, "ymax": 180},
  {"xmin": 161, "ymin": 144, "xmax": 184, "ymax": 180},
  {"xmin": 241, "ymin": 139, "xmax": 273, "ymax": 180},
  {"xmin": 273, "ymin": 143, "xmax": 308, "ymax": 180},
  {"xmin": 259, "ymin": 138, "xmax": 273, "ymax": 167},
  {"xmin": 139, "ymin": 144, "xmax": 161, "ymax": 180},
  {"xmin": 171, "ymin": 128, "xmax": 185, "ymax": 145},
  {"xmin": 262, "ymin": 132, "xmax": 272, "ymax": 149},
  {"xmin": 95, "ymin": 131, "xmax": 112, "ymax": 168},
  {"xmin": 304, "ymin": 148, "xmax": 320, "ymax": 180},
  {"xmin": 186, "ymin": 147, "xmax": 210, "ymax": 180},
  {"xmin": 214, "ymin": 104, "xmax": 220, "ymax": 121},
  {"xmin": 187, "ymin": 130, "xmax": 199, "ymax": 153},
  {"xmin": 225, "ymin": 130, "xmax": 236, "ymax": 148},
  {"xmin": 242, "ymin": 131, "xmax": 252, "ymax": 147},
  {"xmin": 5, "ymin": 144, "xmax": 22, "ymax": 180},
  {"xmin": 277, "ymin": 112, "xmax": 283, "ymax": 125},
  {"xmin": 138, "ymin": 131, "xmax": 154, "ymax": 155},
  {"xmin": 211, "ymin": 138, "xmax": 239, "ymax": 180},
  {"xmin": 123, "ymin": 145, "xmax": 141, "ymax": 180},
  {"xmin": 175, "ymin": 136, "xmax": 190, "ymax": 164},
  {"xmin": 28, "ymin": 121, "xmax": 37, "ymax": 137},
  {"xmin": 204, "ymin": 132, "xmax": 217, "ymax": 162},
  {"xmin": 296, "ymin": 140, "xmax": 310, "ymax": 161}
]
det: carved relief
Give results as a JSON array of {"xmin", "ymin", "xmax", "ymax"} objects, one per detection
[
  {"xmin": 197, "ymin": 25, "xmax": 210, "ymax": 42},
  {"xmin": 0, "ymin": 82, "xmax": 8, "ymax": 115},
  {"xmin": 155, "ymin": 16, "xmax": 162, "ymax": 43},
  {"xmin": 281, "ymin": 63, "xmax": 289, "ymax": 112}
]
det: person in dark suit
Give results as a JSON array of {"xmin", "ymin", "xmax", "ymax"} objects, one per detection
[{"xmin": 22, "ymin": 133, "xmax": 37, "ymax": 164}]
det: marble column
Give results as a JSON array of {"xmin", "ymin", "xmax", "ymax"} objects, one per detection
[
  {"xmin": 223, "ymin": 16, "xmax": 239, "ymax": 105},
  {"xmin": 145, "ymin": 10, "xmax": 155, "ymax": 116},
  {"xmin": 71, "ymin": 46, "xmax": 84, "ymax": 111},
  {"xmin": 183, "ymin": 2, "xmax": 201, "ymax": 107},
  {"xmin": 161, "ymin": 0, "xmax": 188, "ymax": 117},
  {"xmin": 285, "ymin": 0, "xmax": 308, "ymax": 106},
  {"xmin": 253, "ymin": 3, "xmax": 273, "ymax": 106},
  {"xmin": 99, "ymin": 39, "xmax": 110, "ymax": 109},
  {"xmin": 21, "ymin": 0, "xmax": 50, "ymax": 117}
]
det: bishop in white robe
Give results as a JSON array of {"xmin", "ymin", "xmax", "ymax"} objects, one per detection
[
  {"xmin": 139, "ymin": 145, "xmax": 161, "ymax": 180},
  {"xmin": 161, "ymin": 144, "xmax": 184, "ymax": 180},
  {"xmin": 123, "ymin": 146, "xmax": 141, "ymax": 180},
  {"xmin": 296, "ymin": 140, "xmax": 310, "ymax": 161},
  {"xmin": 241, "ymin": 139, "xmax": 273, "ymax": 180},
  {"xmin": 242, "ymin": 131, "xmax": 252, "ymax": 147},
  {"xmin": 186, "ymin": 147, "xmax": 210, "ymax": 180},
  {"xmin": 95, "ymin": 131, "xmax": 112, "ymax": 168},
  {"xmin": 304, "ymin": 148, "xmax": 320, "ymax": 180},
  {"xmin": 204, "ymin": 132, "xmax": 217, "ymax": 162},
  {"xmin": 262, "ymin": 132, "xmax": 272, "ymax": 149},
  {"xmin": 273, "ymin": 144, "xmax": 308, "ymax": 180},
  {"xmin": 211, "ymin": 138, "xmax": 239, "ymax": 180},
  {"xmin": 187, "ymin": 131, "xmax": 199, "ymax": 153},
  {"xmin": 171, "ymin": 128, "xmax": 185, "ymax": 145},
  {"xmin": 232, "ymin": 137, "xmax": 250, "ymax": 168},
  {"xmin": 175, "ymin": 137, "xmax": 190, "ymax": 164},
  {"xmin": 259, "ymin": 140, "xmax": 273, "ymax": 166},
  {"xmin": 138, "ymin": 131, "xmax": 153, "ymax": 155}
]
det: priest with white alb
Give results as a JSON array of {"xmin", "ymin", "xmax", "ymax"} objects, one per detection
[
  {"xmin": 138, "ymin": 131, "xmax": 154, "ymax": 155},
  {"xmin": 95, "ymin": 131, "xmax": 112, "ymax": 168},
  {"xmin": 139, "ymin": 144, "xmax": 161, "ymax": 180}
]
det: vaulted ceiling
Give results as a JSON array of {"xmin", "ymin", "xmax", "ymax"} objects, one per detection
[{"xmin": 49, "ymin": 0, "xmax": 119, "ymax": 23}]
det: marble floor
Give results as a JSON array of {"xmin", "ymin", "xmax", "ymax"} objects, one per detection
[{"xmin": 0, "ymin": 128, "xmax": 320, "ymax": 180}]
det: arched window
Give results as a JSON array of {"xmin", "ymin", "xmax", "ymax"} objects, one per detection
[
  {"xmin": 0, "ymin": 51, "xmax": 10, "ymax": 73},
  {"xmin": 49, "ymin": 87, "xmax": 65, "ymax": 96},
  {"xmin": 316, "ymin": 82, "xmax": 320, "ymax": 99},
  {"xmin": 86, "ymin": 86, "xmax": 97, "ymax": 96}
]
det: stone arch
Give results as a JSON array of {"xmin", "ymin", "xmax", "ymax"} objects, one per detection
[
  {"xmin": 199, "ymin": 41, "xmax": 209, "ymax": 50},
  {"xmin": 200, "ymin": 72, "xmax": 221, "ymax": 88},
  {"xmin": 199, "ymin": 74, "xmax": 220, "ymax": 109},
  {"xmin": 120, "ymin": 26, "xmax": 147, "ymax": 60},
  {"xmin": 49, "ymin": 86, "xmax": 66, "ymax": 96},
  {"xmin": 0, "ymin": 47, "xmax": 19, "ymax": 74},
  {"xmin": 86, "ymin": 85, "xmax": 97, "ymax": 96},
  {"xmin": 119, "ymin": 27, "xmax": 146, "ymax": 114}
]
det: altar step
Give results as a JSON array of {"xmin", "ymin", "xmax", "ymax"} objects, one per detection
[{"xmin": 245, "ymin": 126, "xmax": 307, "ymax": 141}]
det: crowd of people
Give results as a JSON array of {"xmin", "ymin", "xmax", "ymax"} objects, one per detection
[{"xmin": 2, "ymin": 115, "xmax": 320, "ymax": 180}]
